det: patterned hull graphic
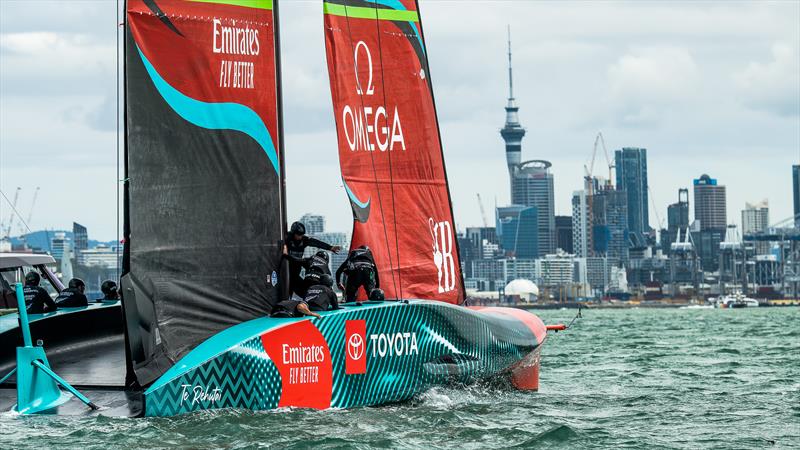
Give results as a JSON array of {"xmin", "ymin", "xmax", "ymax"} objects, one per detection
[{"xmin": 145, "ymin": 301, "xmax": 546, "ymax": 416}]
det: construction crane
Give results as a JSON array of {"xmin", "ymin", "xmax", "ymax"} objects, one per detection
[
  {"xmin": 19, "ymin": 186, "xmax": 40, "ymax": 237},
  {"xmin": 3, "ymin": 187, "xmax": 21, "ymax": 239},
  {"xmin": 582, "ymin": 132, "xmax": 615, "ymax": 256},
  {"xmin": 476, "ymin": 193, "xmax": 489, "ymax": 228}
]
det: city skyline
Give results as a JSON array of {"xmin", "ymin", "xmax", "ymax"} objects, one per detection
[{"xmin": 1, "ymin": 1, "xmax": 798, "ymax": 241}]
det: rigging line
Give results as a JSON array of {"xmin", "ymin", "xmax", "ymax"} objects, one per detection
[
  {"xmin": 0, "ymin": 189, "xmax": 31, "ymax": 236},
  {"xmin": 341, "ymin": 4, "xmax": 399, "ymax": 298},
  {"xmin": 116, "ymin": 0, "xmax": 121, "ymax": 280},
  {"xmin": 371, "ymin": 4, "xmax": 402, "ymax": 300}
]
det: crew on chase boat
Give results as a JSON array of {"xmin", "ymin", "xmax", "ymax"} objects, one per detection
[
  {"xmin": 336, "ymin": 245, "xmax": 380, "ymax": 303},
  {"xmin": 283, "ymin": 221, "xmax": 341, "ymax": 298},
  {"xmin": 54, "ymin": 278, "xmax": 89, "ymax": 308},
  {"xmin": 100, "ymin": 280, "xmax": 121, "ymax": 302},
  {"xmin": 23, "ymin": 271, "xmax": 57, "ymax": 314}
]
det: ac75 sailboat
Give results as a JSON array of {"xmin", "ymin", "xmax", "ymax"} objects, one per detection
[{"xmin": 3, "ymin": 0, "xmax": 558, "ymax": 417}]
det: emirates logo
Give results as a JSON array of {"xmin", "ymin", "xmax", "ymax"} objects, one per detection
[{"xmin": 347, "ymin": 333, "xmax": 364, "ymax": 361}]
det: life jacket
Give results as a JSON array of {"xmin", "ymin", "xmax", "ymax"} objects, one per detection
[
  {"xmin": 304, "ymin": 286, "xmax": 336, "ymax": 311},
  {"xmin": 307, "ymin": 253, "xmax": 330, "ymax": 276}
]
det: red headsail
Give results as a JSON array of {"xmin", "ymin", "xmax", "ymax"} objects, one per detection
[{"xmin": 323, "ymin": 0, "xmax": 464, "ymax": 303}]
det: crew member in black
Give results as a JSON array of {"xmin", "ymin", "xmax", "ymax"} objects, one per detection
[
  {"xmin": 23, "ymin": 271, "xmax": 57, "ymax": 314},
  {"xmin": 302, "ymin": 250, "xmax": 331, "ymax": 293},
  {"xmin": 54, "ymin": 278, "xmax": 89, "ymax": 308},
  {"xmin": 304, "ymin": 274, "xmax": 339, "ymax": 312},
  {"xmin": 100, "ymin": 280, "xmax": 120, "ymax": 302},
  {"xmin": 271, "ymin": 274, "xmax": 339, "ymax": 319},
  {"xmin": 283, "ymin": 221, "xmax": 341, "ymax": 298},
  {"xmin": 336, "ymin": 245, "xmax": 380, "ymax": 303}
]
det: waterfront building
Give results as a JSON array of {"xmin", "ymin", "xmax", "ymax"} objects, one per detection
[
  {"xmin": 615, "ymin": 147, "xmax": 650, "ymax": 244},
  {"xmin": 299, "ymin": 213, "xmax": 325, "ymax": 235},
  {"xmin": 555, "ymin": 215, "xmax": 573, "ymax": 254},
  {"xmin": 77, "ymin": 245, "xmax": 120, "ymax": 270},
  {"xmin": 574, "ymin": 256, "xmax": 613, "ymax": 295},
  {"xmin": 470, "ymin": 258, "xmax": 536, "ymax": 287},
  {"xmin": 496, "ymin": 205, "xmax": 539, "ymax": 259},
  {"xmin": 535, "ymin": 251, "xmax": 574, "ymax": 287}
]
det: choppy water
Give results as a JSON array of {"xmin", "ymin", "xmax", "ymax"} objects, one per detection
[{"xmin": 2, "ymin": 307, "xmax": 798, "ymax": 449}]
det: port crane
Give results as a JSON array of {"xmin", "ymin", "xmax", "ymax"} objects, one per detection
[{"xmin": 2, "ymin": 187, "xmax": 21, "ymax": 239}]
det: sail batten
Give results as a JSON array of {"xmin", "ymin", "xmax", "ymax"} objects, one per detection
[{"xmin": 324, "ymin": 0, "xmax": 464, "ymax": 303}]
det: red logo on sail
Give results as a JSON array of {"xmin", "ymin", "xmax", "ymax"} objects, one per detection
[{"xmin": 345, "ymin": 320, "xmax": 366, "ymax": 374}]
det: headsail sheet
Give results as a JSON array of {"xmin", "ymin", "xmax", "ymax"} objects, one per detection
[
  {"xmin": 323, "ymin": 0, "xmax": 464, "ymax": 303},
  {"xmin": 123, "ymin": 0, "xmax": 283, "ymax": 385}
]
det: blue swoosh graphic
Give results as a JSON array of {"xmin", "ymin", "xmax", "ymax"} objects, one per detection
[
  {"xmin": 344, "ymin": 181, "xmax": 370, "ymax": 208},
  {"xmin": 369, "ymin": 0, "xmax": 424, "ymax": 55},
  {"xmin": 136, "ymin": 45, "xmax": 279, "ymax": 175}
]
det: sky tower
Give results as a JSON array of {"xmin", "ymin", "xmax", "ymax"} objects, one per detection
[{"xmin": 500, "ymin": 26, "xmax": 526, "ymax": 180}]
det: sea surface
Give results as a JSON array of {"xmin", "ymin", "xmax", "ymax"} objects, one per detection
[{"xmin": 2, "ymin": 307, "xmax": 798, "ymax": 449}]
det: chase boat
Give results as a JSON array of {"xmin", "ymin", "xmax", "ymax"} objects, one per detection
[{"xmin": 1, "ymin": 0, "xmax": 560, "ymax": 417}]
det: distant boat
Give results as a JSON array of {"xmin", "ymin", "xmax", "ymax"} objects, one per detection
[{"xmin": 713, "ymin": 293, "xmax": 760, "ymax": 309}]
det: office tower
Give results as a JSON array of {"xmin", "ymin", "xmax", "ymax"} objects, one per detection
[
  {"xmin": 592, "ymin": 187, "xmax": 630, "ymax": 265},
  {"xmin": 693, "ymin": 174, "xmax": 727, "ymax": 230},
  {"xmin": 511, "ymin": 161, "xmax": 555, "ymax": 255},
  {"xmin": 555, "ymin": 215, "xmax": 573, "ymax": 254},
  {"xmin": 615, "ymin": 147, "xmax": 650, "ymax": 244},
  {"xmin": 496, "ymin": 205, "xmax": 539, "ymax": 259}
]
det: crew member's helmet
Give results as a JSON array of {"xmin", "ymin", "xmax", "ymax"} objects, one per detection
[
  {"xmin": 25, "ymin": 271, "xmax": 40, "ymax": 286},
  {"xmin": 315, "ymin": 250, "xmax": 329, "ymax": 263},
  {"xmin": 319, "ymin": 274, "xmax": 334, "ymax": 287},
  {"xmin": 68, "ymin": 278, "xmax": 86, "ymax": 291},
  {"xmin": 101, "ymin": 280, "xmax": 118, "ymax": 298},
  {"xmin": 290, "ymin": 221, "xmax": 306, "ymax": 236},
  {"xmin": 369, "ymin": 288, "xmax": 385, "ymax": 301}
]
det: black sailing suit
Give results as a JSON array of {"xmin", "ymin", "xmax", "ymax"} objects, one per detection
[
  {"xmin": 54, "ymin": 287, "xmax": 89, "ymax": 308},
  {"xmin": 302, "ymin": 252, "xmax": 332, "ymax": 294},
  {"xmin": 24, "ymin": 285, "xmax": 57, "ymax": 314},
  {"xmin": 336, "ymin": 247, "xmax": 380, "ymax": 302},
  {"xmin": 283, "ymin": 235, "xmax": 333, "ymax": 298}
]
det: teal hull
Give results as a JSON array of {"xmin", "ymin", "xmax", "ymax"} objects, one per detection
[{"xmin": 144, "ymin": 301, "xmax": 546, "ymax": 416}]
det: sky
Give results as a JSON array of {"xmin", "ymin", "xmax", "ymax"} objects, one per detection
[{"xmin": 0, "ymin": 0, "xmax": 798, "ymax": 242}]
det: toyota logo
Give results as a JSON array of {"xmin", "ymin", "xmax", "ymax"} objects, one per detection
[{"xmin": 347, "ymin": 333, "xmax": 364, "ymax": 361}]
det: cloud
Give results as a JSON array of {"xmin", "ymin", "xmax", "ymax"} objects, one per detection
[
  {"xmin": 734, "ymin": 42, "xmax": 800, "ymax": 117},
  {"xmin": 606, "ymin": 46, "xmax": 699, "ymax": 127}
]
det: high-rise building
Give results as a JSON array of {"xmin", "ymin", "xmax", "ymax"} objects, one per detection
[
  {"xmin": 50, "ymin": 232, "xmax": 69, "ymax": 261},
  {"xmin": 742, "ymin": 200, "xmax": 769, "ymax": 235},
  {"xmin": 510, "ymin": 161, "xmax": 555, "ymax": 255},
  {"xmin": 72, "ymin": 222, "xmax": 88, "ymax": 253},
  {"xmin": 555, "ymin": 216, "xmax": 573, "ymax": 254},
  {"xmin": 299, "ymin": 213, "xmax": 325, "ymax": 234},
  {"xmin": 496, "ymin": 205, "xmax": 539, "ymax": 259},
  {"xmin": 614, "ymin": 147, "xmax": 650, "ymax": 244},
  {"xmin": 500, "ymin": 28, "xmax": 525, "ymax": 178},
  {"xmin": 572, "ymin": 190, "xmax": 590, "ymax": 257},
  {"xmin": 535, "ymin": 251, "xmax": 575, "ymax": 287},
  {"xmin": 465, "ymin": 227, "xmax": 498, "ymax": 260},
  {"xmin": 793, "ymin": 165, "xmax": 799, "ymax": 227},
  {"xmin": 591, "ymin": 187, "xmax": 629, "ymax": 265},
  {"xmin": 693, "ymin": 174, "xmax": 726, "ymax": 231},
  {"xmin": 663, "ymin": 188, "xmax": 690, "ymax": 253},
  {"xmin": 742, "ymin": 200, "xmax": 770, "ymax": 255}
]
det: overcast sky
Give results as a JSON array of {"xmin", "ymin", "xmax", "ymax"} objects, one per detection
[{"xmin": 1, "ymin": 0, "xmax": 798, "ymax": 242}]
